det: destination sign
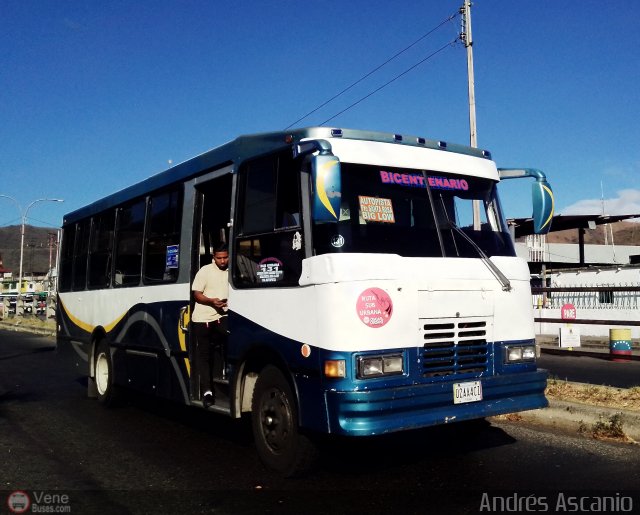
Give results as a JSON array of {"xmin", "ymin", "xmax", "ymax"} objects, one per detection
[{"xmin": 379, "ymin": 170, "xmax": 469, "ymax": 191}]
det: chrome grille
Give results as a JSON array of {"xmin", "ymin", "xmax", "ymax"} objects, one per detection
[{"xmin": 421, "ymin": 320, "xmax": 488, "ymax": 377}]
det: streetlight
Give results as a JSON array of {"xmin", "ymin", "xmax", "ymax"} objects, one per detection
[{"xmin": 0, "ymin": 195, "xmax": 64, "ymax": 314}]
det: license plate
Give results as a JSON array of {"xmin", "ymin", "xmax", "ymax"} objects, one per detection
[{"xmin": 453, "ymin": 381, "xmax": 483, "ymax": 404}]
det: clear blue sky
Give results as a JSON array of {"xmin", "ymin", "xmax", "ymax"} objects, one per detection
[{"xmin": 2, "ymin": 0, "xmax": 639, "ymax": 230}]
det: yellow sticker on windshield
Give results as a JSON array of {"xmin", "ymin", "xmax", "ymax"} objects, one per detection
[{"xmin": 358, "ymin": 196, "xmax": 395, "ymax": 223}]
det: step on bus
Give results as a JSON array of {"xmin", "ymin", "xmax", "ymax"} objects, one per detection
[{"xmin": 57, "ymin": 127, "xmax": 554, "ymax": 476}]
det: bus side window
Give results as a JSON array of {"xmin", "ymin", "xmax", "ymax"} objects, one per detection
[
  {"xmin": 88, "ymin": 210, "xmax": 115, "ymax": 289},
  {"xmin": 241, "ymin": 158, "xmax": 277, "ymax": 235},
  {"xmin": 234, "ymin": 152, "xmax": 303, "ymax": 288},
  {"xmin": 144, "ymin": 187, "xmax": 183, "ymax": 284},
  {"xmin": 58, "ymin": 225, "xmax": 76, "ymax": 292},
  {"xmin": 114, "ymin": 199, "xmax": 145, "ymax": 287},
  {"xmin": 72, "ymin": 219, "xmax": 90, "ymax": 291}
]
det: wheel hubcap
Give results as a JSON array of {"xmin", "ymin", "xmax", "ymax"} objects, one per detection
[
  {"xmin": 96, "ymin": 352, "xmax": 109, "ymax": 395},
  {"xmin": 260, "ymin": 388, "xmax": 292, "ymax": 452}
]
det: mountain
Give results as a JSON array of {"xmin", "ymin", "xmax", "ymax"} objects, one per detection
[
  {"xmin": 0, "ymin": 225, "xmax": 58, "ymax": 275},
  {"xmin": 544, "ymin": 221, "xmax": 640, "ymax": 245}
]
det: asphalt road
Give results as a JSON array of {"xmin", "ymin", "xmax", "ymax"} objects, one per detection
[
  {"xmin": 1, "ymin": 330, "xmax": 640, "ymax": 514},
  {"xmin": 538, "ymin": 352, "xmax": 640, "ymax": 388}
]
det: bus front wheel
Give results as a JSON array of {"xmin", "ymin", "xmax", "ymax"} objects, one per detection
[
  {"xmin": 94, "ymin": 342, "xmax": 120, "ymax": 407},
  {"xmin": 251, "ymin": 365, "xmax": 318, "ymax": 476}
]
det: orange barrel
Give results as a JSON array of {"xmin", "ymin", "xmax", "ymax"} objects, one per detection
[{"xmin": 609, "ymin": 328, "xmax": 632, "ymax": 362}]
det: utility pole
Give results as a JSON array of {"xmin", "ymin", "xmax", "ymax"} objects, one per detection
[
  {"xmin": 48, "ymin": 233, "xmax": 55, "ymax": 275},
  {"xmin": 461, "ymin": 0, "xmax": 481, "ymax": 229},
  {"xmin": 461, "ymin": 0, "xmax": 477, "ymax": 148}
]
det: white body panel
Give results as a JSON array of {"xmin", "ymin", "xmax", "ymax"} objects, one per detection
[
  {"xmin": 327, "ymin": 139, "xmax": 498, "ymax": 179},
  {"xmin": 230, "ymin": 254, "xmax": 534, "ymax": 352},
  {"xmin": 59, "ymin": 283, "xmax": 189, "ymax": 330}
]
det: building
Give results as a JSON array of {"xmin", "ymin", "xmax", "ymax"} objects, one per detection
[{"xmin": 508, "ymin": 214, "xmax": 640, "ymax": 339}]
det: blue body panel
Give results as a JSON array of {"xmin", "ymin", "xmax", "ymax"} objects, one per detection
[
  {"xmin": 324, "ymin": 370, "xmax": 547, "ymax": 436},
  {"xmin": 229, "ymin": 312, "xmax": 547, "ymax": 436}
]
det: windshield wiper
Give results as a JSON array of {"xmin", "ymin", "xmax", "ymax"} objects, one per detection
[{"xmin": 444, "ymin": 220, "xmax": 512, "ymax": 292}]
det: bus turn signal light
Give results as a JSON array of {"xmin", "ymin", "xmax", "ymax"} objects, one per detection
[{"xmin": 324, "ymin": 359, "xmax": 346, "ymax": 378}]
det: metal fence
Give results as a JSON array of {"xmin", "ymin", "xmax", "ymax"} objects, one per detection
[
  {"xmin": 532, "ymin": 284, "xmax": 640, "ymax": 327},
  {"xmin": 532, "ymin": 283, "xmax": 640, "ymax": 311}
]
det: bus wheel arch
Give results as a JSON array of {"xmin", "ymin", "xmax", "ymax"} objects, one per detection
[
  {"xmin": 238, "ymin": 346, "xmax": 292, "ymax": 413},
  {"xmin": 250, "ymin": 364, "xmax": 318, "ymax": 476}
]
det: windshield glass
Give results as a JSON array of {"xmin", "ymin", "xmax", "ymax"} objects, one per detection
[{"xmin": 312, "ymin": 164, "xmax": 515, "ymax": 258}]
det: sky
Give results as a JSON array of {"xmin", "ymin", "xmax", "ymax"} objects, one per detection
[{"xmin": 1, "ymin": 0, "xmax": 639, "ymax": 231}]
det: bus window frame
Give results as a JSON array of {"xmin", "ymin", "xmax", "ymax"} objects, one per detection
[
  {"xmin": 143, "ymin": 185, "xmax": 184, "ymax": 285},
  {"xmin": 113, "ymin": 198, "xmax": 146, "ymax": 288},
  {"xmin": 87, "ymin": 209, "xmax": 115, "ymax": 290},
  {"xmin": 233, "ymin": 151, "xmax": 305, "ymax": 289}
]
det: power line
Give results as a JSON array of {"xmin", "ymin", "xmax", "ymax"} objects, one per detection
[
  {"xmin": 319, "ymin": 38, "xmax": 459, "ymax": 126},
  {"xmin": 0, "ymin": 218, "xmax": 21, "ymax": 227},
  {"xmin": 26, "ymin": 216, "xmax": 61, "ymax": 228},
  {"xmin": 284, "ymin": 11, "xmax": 459, "ymax": 130}
]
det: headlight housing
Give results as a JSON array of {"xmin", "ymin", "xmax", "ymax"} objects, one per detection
[
  {"xmin": 357, "ymin": 354, "xmax": 404, "ymax": 378},
  {"xmin": 504, "ymin": 344, "xmax": 537, "ymax": 364}
]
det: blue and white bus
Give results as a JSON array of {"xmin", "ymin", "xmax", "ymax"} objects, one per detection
[{"xmin": 57, "ymin": 127, "xmax": 554, "ymax": 475}]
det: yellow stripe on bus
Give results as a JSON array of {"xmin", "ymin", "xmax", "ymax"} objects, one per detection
[
  {"xmin": 178, "ymin": 306, "xmax": 191, "ymax": 376},
  {"xmin": 59, "ymin": 297, "xmax": 127, "ymax": 335},
  {"xmin": 540, "ymin": 184, "xmax": 555, "ymax": 230}
]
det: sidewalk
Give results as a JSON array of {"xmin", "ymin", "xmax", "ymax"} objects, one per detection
[
  {"xmin": 0, "ymin": 317, "xmax": 56, "ymax": 337},
  {"xmin": 503, "ymin": 395, "xmax": 640, "ymax": 442},
  {"xmin": 510, "ymin": 335, "xmax": 640, "ymax": 442}
]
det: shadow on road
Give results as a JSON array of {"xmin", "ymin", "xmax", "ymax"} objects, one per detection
[
  {"xmin": 76, "ymin": 386, "xmax": 518, "ymax": 477},
  {"xmin": 0, "ymin": 345, "xmax": 56, "ymax": 361},
  {"xmin": 100, "ymin": 389, "xmax": 255, "ymax": 447},
  {"xmin": 316, "ymin": 418, "xmax": 517, "ymax": 475}
]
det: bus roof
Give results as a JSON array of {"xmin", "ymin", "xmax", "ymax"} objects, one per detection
[{"xmin": 63, "ymin": 127, "xmax": 492, "ymax": 225}]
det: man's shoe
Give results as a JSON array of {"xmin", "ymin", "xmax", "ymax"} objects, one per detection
[{"xmin": 202, "ymin": 391, "xmax": 214, "ymax": 409}]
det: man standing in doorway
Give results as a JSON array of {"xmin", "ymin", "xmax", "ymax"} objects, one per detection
[{"xmin": 191, "ymin": 243, "xmax": 229, "ymax": 409}]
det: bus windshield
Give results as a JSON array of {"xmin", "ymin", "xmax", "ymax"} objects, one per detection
[{"xmin": 312, "ymin": 163, "xmax": 515, "ymax": 258}]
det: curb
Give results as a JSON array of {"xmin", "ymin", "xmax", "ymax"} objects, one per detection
[
  {"xmin": 498, "ymin": 397, "xmax": 640, "ymax": 442},
  {"xmin": 540, "ymin": 346, "xmax": 640, "ymax": 361},
  {"xmin": 0, "ymin": 321, "xmax": 56, "ymax": 337}
]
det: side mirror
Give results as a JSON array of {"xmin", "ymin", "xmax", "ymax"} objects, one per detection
[
  {"xmin": 311, "ymin": 153, "xmax": 341, "ymax": 223},
  {"xmin": 531, "ymin": 179, "xmax": 554, "ymax": 234},
  {"xmin": 498, "ymin": 168, "xmax": 554, "ymax": 234}
]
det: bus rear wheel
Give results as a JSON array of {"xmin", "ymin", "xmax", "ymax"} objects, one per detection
[
  {"xmin": 94, "ymin": 342, "xmax": 121, "ymax": 407},
  {"xmin": 251, "ymin": 365, "xmax": 318, "ymax": 477}
]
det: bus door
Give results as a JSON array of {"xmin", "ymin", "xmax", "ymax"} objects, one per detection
[{"xmin": 183, "ymin": 169, "xmax": 234, "ymax": 405}]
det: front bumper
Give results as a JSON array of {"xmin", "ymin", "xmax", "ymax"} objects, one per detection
[{"xmin": 324, "ymin": 370, "xmax": 548, "ymax": 436}]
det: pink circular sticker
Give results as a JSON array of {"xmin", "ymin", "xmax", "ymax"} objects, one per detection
[{"xmin": 356, "ymin": 288, "xmax": 393, "ymax": 328}]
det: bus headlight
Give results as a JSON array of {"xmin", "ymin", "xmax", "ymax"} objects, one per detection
[
  {"xmin": 504, "ymin": 345, "xmax": 536, "ymax": 364},
  {"xmin": 357, "ymin": 354, "xmax": 404, "ymax": 378}
]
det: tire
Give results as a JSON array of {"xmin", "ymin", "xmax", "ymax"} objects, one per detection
[
  {"xmin": 94, "ymin": 342, "xmax": 121, "ymax": 407},
  {"xmin": 251, "ymin": 365, "xmax": 318, "ymax": 477}
]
